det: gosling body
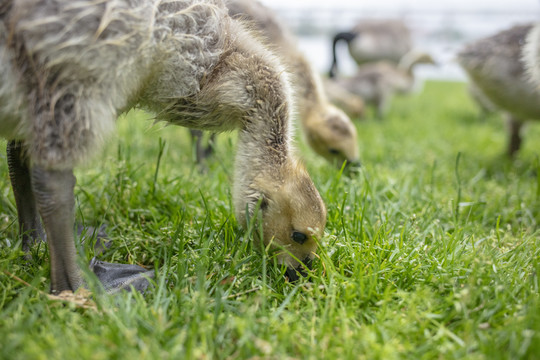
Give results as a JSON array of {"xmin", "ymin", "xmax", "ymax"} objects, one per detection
[
  {"xmin": 458, "ymin": 24, "xmax": 540, "ymax": 156},
  {"xmin": 1, "ymin": 0, "xmax": 326, "ymax": 293}
]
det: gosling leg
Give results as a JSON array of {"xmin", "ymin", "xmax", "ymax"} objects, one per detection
[
  {"xmin": 31, "ymin": 166, "xmax": 153, "ymax": 293},
  {"xmin": 6, "ymin": 140, "xmax": 45, "ymax": 253},
  {"xmin": 31, "ymin": 166, "xmax": 81, "ymax": 293},
  {"xmin": 506, "ymin": 114, "xmax": 523, "ymax": 157},
  {"xmin": 190, "ymin": 129, "xmax": 216, "ymax": 163},
  {"xmin": 375, "ymin": 93, "xmax": 391, "ymax": 120}
]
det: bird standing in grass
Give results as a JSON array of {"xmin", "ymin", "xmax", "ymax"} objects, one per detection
[
  {"xmin": 0, "ymin": 0, "xmax": 327, "ymax": 293},
  {"xmin": 328, "ymin": 19, "xmax": 413, "ymax": 78},
  {"xmin": 457, "ymin": 24, "xmax": 540, "ymax": 157},
  {"xmin": 331, "ymin": 51, "xmax": 435, "ymax": 119}
]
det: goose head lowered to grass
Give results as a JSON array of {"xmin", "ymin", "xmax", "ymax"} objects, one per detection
[{"xmin": 0, "ymin": 0, "xmax": 327, "ymax": 294}]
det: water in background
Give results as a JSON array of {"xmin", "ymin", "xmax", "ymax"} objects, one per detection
[{"xmin": 268, "ymin": 5, "xmax": 540, "ymax": 81}]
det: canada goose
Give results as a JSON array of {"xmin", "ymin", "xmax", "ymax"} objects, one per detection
[
  {"xmin": 331, "ymin": 51, "xmax": 436, "ymax": 118},
  {"xmin": 329, "ymin": 19, "xmax": 413, "ymax": 78},
  {"xmin": 1, "ymin": 0, "xmax": 326, "ymax": 294},
  {"xmin": 193, "ymin": 0, "xmax": 360, "ymax": 168},
  {"xmin": 457, "ymin": 24, "xmax": 540, "ymax": 156}
]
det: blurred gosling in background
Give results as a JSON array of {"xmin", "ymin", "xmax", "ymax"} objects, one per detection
[
  {"xmin": 331, "ymin": 51, "xmax": 435, "ymax": 119},
  {"xmin": 194, "ymin": 0, "xmax": 361, "ymax": 168},
  {"xmin": 524, "ymin": 23, "xmax": 540, "ymax": 89},
  {"xmin": 458, "ymin": 24, "xmax": 540, "ymax": 157}
]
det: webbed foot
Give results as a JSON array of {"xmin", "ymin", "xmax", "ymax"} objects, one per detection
[
  {"xmin": 79, "ymin": 226, "xmax": 154, "ymax": 293},
  {"xmin": 89, "ymin": 258, "xmax": 154, "ymax": 294}
]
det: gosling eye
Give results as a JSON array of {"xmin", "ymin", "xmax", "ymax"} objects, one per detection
[
  {"xmin": 328, "ymin": 148, "xmax": 341, "ymax": 156},
  {"xmin": 292, "ymin": 231, "xmax": 308, "ymax": 244}
]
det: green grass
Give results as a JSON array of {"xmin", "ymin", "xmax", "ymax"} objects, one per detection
[{"xmin": 0, "ymin": 80, "xmax": 539, "ymax": 359}]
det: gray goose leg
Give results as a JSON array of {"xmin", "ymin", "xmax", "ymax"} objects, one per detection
[
  {"xmin": 31, "ymin": 166, "xmax": 153, "ymax": 294},
  {"xmin": 190, "ymin": 129, "xmax": 216, "ymax": 163},
  {"xmin": 31, "ymin": 166, "xmax": 81, "ymax": 293},
  {"xmin": 7, "ymin": 142, "xmax": 109, "ymax": 256},
  {"xmin": 6, "ymin": 140, "xmax": 45, "ymax": 253},
  {"xmin": 506, "ymin": 114, "xmax": 523, "ymax": 157}
]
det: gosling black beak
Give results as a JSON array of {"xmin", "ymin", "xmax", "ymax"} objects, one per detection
[
  {"xmin": 346, "ymin": 160, "xmax": 362, "ymax": 169},
  {"xmin": 285, "ymin": 257, "xmax": 313, "ymax": 282},
  {"xmin": 343, "ymin": 159, "xmax": 361, "ymax": 175}
]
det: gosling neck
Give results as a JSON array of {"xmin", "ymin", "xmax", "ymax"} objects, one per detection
[
  {"xmin": 235, "ymin": 99, "xmax": 292, "ymax": 178},
  {"xmin": 232, "ymin": 73, "xmax": 295, "ymax": 221}
]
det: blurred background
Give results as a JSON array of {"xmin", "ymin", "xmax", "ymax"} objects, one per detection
[{"xmin": 258, "ymin": 0, "xmax": 540, "ymax": 81}]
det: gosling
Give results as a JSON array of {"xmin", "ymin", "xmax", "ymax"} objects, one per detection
[
  {"xmin": 0, "ymin": 0, "xmax": 327, "ymax": 293},
  {"xmin": 194, "ymin": 0, "xmax": 361, "ymax": 168},
  {"xmin": 331, "ymin": 51, "xmax": 435, "ymax": 118},
  {"xmin": 457, "ymin": 24, "xmax": 540, "ymax": 156}
]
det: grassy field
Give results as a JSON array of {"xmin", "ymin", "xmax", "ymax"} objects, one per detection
[{"xmin": 0, "ymin": 80, "xmax": 539, "ymax": 359}]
